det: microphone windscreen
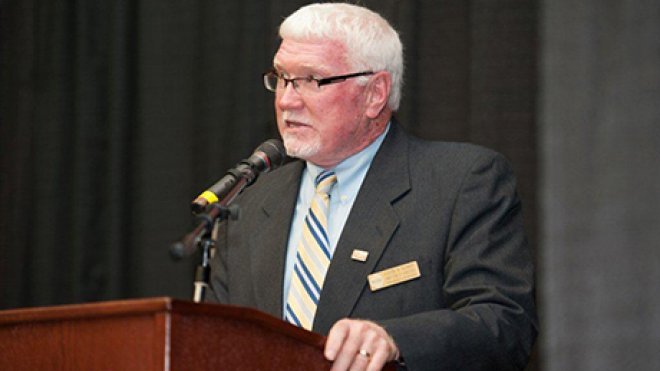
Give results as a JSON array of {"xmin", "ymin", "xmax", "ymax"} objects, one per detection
[{"xmin": 256, "ymin": 139, "xmax": 286, "ymax": 171}]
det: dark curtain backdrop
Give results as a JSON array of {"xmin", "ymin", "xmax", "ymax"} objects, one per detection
[
  {"xmin": 1, "ymin": 0, "xmax": 537, "ymax": 345},
  {"xmin": 540, "ymin": 0, "xmax": 660, "ymax": 369}
]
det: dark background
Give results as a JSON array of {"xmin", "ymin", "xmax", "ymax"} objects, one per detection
[{"xmin": 1, "ymin": 1, "xmax": 658, "ymax": 369}]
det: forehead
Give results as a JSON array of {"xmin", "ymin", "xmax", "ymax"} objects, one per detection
[{"xmin": 273, "ymin": 38, "xmax": 349, "ymax": 74}]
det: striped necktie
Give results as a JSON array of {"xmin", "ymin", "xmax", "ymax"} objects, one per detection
[{"xmin": 285, "ymin": 170, "xmax": 338, "ymax": 330}]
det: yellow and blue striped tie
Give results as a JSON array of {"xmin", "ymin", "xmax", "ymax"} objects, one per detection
[{"xmin": 285, "ymin": 170, "xmax": 337, "ymax": 330}]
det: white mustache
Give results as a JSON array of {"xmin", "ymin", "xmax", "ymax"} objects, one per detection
[{"xmin": 282, "ymin": 111, "xmax": 309, "ymax": 125}]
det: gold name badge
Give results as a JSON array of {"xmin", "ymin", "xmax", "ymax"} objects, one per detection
[{"xmin": 367, "ymin": 261, "xmax": 421, "ymax": 292}]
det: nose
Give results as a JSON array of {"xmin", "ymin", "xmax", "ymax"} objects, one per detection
[{"xmin": 276, "ymin": 83, "xmax": 304, "ymax": 111}]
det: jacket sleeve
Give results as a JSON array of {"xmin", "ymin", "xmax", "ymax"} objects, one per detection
[{"xmin": 379, "ymin": 152, "xmax": 538, "ymax": 371}]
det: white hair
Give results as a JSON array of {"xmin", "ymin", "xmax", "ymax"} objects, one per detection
[{"xmin": 279, "ymin": 3, "xmax": 404, "ymax": 111}]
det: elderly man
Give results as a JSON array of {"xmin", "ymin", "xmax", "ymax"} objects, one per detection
[{"xmin": 208, "ymin": 3, "xmax": 537, "ymax": 370}]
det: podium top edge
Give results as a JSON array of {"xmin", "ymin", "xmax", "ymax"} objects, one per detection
[
  {"xmin": 0, "ymin": 297, "xmax": 174, "ymax": 325},
  {"xmin": 0, "ymin": 297, "xmax": 327, "ymax": 349}
]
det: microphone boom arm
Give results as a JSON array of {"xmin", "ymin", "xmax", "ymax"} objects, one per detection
[
  {"xmin": 170, "ymin": 175, "xmax": 247, "ymax": 260},
  {"xmin": 169, "ymin": 138, "xmax": 285, "ymax": 302},
  {"xmin": 170, "ymin": 181, "xmax": 244, "ymax": 303}
]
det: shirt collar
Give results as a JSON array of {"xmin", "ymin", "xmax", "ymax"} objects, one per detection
[{"xmin": 305, "ymin": 122, "xmax": 390, "ymax": 194}]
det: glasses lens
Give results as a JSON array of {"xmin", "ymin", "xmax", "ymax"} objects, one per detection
[
  {"xmin": 296, "ymin": 77, "xmax": 318, "ymax": 94},
  {"xmin": 264, "ymin": 73, "xmax": 279, "ymax": 92}
]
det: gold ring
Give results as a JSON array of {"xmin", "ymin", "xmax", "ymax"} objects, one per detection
[{"xmin": 358, "ymin": 349, "xmax": 371, "ymax": 359}]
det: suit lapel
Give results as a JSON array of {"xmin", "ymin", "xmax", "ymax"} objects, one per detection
[
  {"xmin": 250, "ymin": 160, "xmax": 304, "ymax": 317},
  {"xmin": 314, "ymin": 123, "xmax": 411, "ymax": 334}
]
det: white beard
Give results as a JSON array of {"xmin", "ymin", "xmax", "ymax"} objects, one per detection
[
  {"xmin": 280, "ymin": 111, "xmax": 322, "ymax": 160},
  {"xmin": 282, "ymin": 131, "xmax": 321, "ymax": 160}
]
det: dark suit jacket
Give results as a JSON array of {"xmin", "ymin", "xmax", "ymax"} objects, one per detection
[{"xmin": 208, "ymin": 122, "xmax": 538, "ymax": 370}]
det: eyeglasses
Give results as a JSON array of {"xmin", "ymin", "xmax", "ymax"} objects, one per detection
[{"xmin": 263, "ymin": 70, "xmax": 374, "ymax": 94}]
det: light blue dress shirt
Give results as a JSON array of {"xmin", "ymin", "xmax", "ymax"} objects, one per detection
[{"xmin": 282, "ymin": 123, "xmax": 390, "ymax": 317}]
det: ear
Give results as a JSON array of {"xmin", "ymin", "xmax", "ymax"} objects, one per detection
[{"xmin": 365, "ymin": 71, "xmax": 391, "ymax": 119}]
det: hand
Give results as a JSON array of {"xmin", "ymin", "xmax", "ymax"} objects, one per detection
[{"xmin": 324, "ymin": 318, "xmax": 400, "ymax": 371}]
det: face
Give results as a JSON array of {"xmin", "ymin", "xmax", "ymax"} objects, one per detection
[{"xmin": 273, "ymin": 38, "xmax": 378, "ymax": 168}]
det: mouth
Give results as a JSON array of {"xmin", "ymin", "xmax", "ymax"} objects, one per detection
[{"xmin": 284, "ymin": 119, "xmax": 310, "ymax": 129}]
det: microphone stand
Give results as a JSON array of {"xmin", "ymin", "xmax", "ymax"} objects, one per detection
[
  {"xmin": 171, "ymin": 175, "xmax": 248, "ymax": 303},
  {"xmin": 190, "ymin": 204, "xmax": 238, "ymax": 303},
  {"xmin": 171, "ymin": 139, "xmax": 285, "ymax": 303},
  {"xmin": 192, "ymin": 235, "xmax": 213, "ymax": 303}
]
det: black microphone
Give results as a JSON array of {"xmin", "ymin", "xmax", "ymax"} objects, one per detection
[{"xmin": 190, "ymin": 139, "xmax": 286, "ymax": 214}]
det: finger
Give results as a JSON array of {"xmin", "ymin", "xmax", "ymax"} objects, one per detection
[
  {"xmin": 349, "ymin": 348, "xmax": 371, "ymax": 371},
  {"xmin": 365, "ymin": 339, "xmax": 390, "ymax": 371},
  {"xmin": 327, "ymin": 319, "xmax": 400, "ymax": 371},
  {"xmin": 331, "ymin": 327, "xmax": 364, "ymax": 371},
  {"xmin": 325, "ymin": 320, "xmax": 351, "ymax": 361},
  {"xmin": 343, "ymin": 323, "xmax": 379, "ymax": 371},
  {"xmin": 366, "ymin": 323, "xmax": 399, "ymax": 361},
  {"xmin": 361, "ymin": 324, "xmax": 398, "ymax": 371}
]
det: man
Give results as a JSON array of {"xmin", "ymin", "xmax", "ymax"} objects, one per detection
[{"xmin": 208, "ymin": 3, "xmax": 537, "ymax": 370}]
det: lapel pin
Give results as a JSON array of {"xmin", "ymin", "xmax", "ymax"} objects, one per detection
[{"xmin": 351, "ymin": 249, "xmax": 369, "ymax": 262}]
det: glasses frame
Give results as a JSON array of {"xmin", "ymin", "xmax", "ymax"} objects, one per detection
[{"xmin": 263, "ymin": 70, "xmax": 374, "ymax": 93}]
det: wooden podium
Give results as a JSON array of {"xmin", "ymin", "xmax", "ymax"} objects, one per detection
[{"xmin": 0, "ymin": 297, "xmax": 337, "ymax": 370}]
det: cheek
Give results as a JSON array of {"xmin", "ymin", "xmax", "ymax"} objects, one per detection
[
  {"xmin": 320, "ymin": 97, "xmax": 363, "ymax": 131},
  {"xmin": 274, "ymin": 110, "xmax": 285, "ymax": 132},
  {"xmin": 314, "ymin": 90, "xmax": 360, "ymax": 119}
]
